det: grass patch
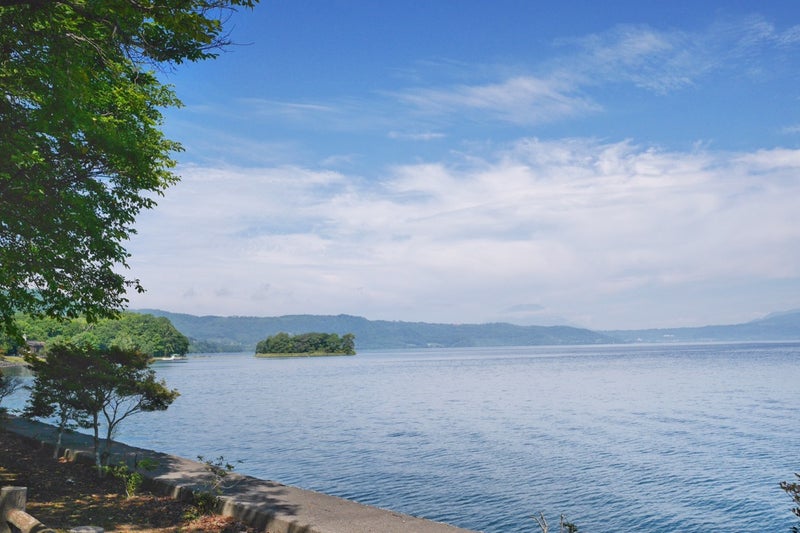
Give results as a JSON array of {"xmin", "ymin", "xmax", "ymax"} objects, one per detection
[{"xmin": 0, "ymin": 429, "xmax": 256, "ymax": 532}]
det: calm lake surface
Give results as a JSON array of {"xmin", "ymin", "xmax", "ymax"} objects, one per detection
[{"xmin": 8, "ymin": 342, "xmax": 800, "ymax": 532}]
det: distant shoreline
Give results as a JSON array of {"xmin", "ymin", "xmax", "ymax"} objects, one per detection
[{"xmin": 255, "ymin": 352, "xmax": 355, "ymax": 358}]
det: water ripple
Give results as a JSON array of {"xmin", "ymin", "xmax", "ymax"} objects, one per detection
[{"xmin": 7, "ymin": 342, "xmax": 800, "ymax": 532}]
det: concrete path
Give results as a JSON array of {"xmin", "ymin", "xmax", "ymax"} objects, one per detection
[{"xmin": 2, "ymin": 417, "xmax": 477, "ymax": 533}]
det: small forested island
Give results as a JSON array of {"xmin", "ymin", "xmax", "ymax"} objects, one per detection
[{"xmin": 255, "ymin": 332, "xmax": 356, "ymax": 357}]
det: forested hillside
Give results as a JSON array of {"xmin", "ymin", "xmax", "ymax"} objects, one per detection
[
  {"xmin": 133, "ymin": 309, "xmax": 800, "ymax": 352},
  {"xmin": 136, "ymin": 310, "xmax": 615, "ymax": 351},
  {"xmin": 1, "ymin": 312, "xmax": 189, "ymax": 357}
]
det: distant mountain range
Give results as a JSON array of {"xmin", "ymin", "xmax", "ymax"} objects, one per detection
[
  {"xmin": 135, "ymin": 309, "xmax": 800, "ymax": 352},
  {"xmin": 135, "ymin": 309, "xmax": 615, "ymax": 352},
  {"xmin": 604, "ymin": 309, "xmax": 800, "ymax": 343}
]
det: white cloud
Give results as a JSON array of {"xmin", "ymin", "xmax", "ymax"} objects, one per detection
[
  {"xmin": 127, "ymin": 140, "xmax": 800, "ymax": 329},
  {"xmin": 127, "ymin": 13, "xmax": 800, "ymax": 328}
]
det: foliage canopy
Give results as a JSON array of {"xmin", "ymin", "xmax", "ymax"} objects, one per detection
[
  {"xmin": 782, "ymin": 474, "xmax": 800, "ymax": 533},
  {"xmin": 24, "ymin": 344, "xmax": 92, "ymax": 457},
  {"xmin": 0, "ymin": 0, "xmax": 257, "ymax": 339},
  {"xmin": 3, "ymin": 312, "xmax": 189, "ymax": 357},
  {"xmin": 24, "ymin": 341, "xmax": 179, "ymax": 468},
  {"xmin": 255, "ymin": 332, "xmax": 356, "ymax": 355}
]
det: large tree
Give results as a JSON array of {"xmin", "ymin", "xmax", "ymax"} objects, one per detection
[
  {"xmin": 25, "ymin": 341, "xmax": 179, "ymax": 469},
  {"xmin": 24, "ymin": 346, "xmax": 91, "ymax": 458},
  {"xmin": 0, "ymin": 1, "xmax": 257, "ymax": 339}
]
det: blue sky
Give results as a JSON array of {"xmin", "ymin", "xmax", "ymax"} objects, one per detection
[{"xmin": 126, "ymin": 1, "xmax": 800, "ymax": 329}]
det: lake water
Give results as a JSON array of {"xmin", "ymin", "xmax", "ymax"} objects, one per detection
[{"xmin": 5, "ymin": 342, "xmax": 800, "ymax": 532}]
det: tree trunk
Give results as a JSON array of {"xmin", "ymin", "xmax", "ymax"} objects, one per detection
[
  {"xmin": 92, "ymin": 414, "xmax": 102, "ymax": 474},
  {"xmin": 53, "ymin": 428, "xmax": 62, "ymax": 460}
]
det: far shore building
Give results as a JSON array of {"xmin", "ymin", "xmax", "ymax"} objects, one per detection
[{"xmin": 25, "ymin": 340, "xmax": 45, "ymax": 355}]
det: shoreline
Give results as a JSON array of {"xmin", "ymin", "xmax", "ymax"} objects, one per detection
[
  {"xmin": 0, "ymin": 360, "xmax": 24, "ymax": 369},
  {"xmin": 254, "ymin": 352, "xmax": 355, "ymax": 358},
  {"xmin": 2, "ymin": 417, "xmax": 475, "ymax": 533}
]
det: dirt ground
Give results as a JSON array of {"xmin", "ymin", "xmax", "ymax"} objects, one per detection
[{"xmin": 0, "ymin": 428, "xmax": 256, "ymax": 532}]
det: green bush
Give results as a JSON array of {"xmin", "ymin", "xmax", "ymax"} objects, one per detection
[
  {"xmin": 105, "ymin": 457, "xmax": 159, "ymax": 498},
  {"xmin": 184, "ymin": 455, "xmax": 242, "ymax": 518}
]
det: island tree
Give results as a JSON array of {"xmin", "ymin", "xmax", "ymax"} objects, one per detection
[
  {"xmin": 256, "ymin": 332, "xmax": 356, "ymax": 355},
  {"xmin": 0, "ymin": 0, "xmax": 258, "ymax": 340}
]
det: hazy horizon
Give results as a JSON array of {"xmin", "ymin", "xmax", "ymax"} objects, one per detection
[{"xmin": 133, "ymin": 306, "xmax": 800, "ymax": 333}]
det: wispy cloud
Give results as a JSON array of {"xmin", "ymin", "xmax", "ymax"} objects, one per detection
[
  {"xmin": 553, "ymin": 24, "xmax": 703, "ymax": 94},
  {"xmin": 240, "ymin": 98, "xmax": 341, "ymax": 117},
  {"xmin": 387, "ymin": 131, "xmax": 446, "ymax": 141},
  {"xmin": 389, "ymin": 25, "xmax": 692, "ymax": 124},
  {"xmin": 390, "ymin": 17, "xmax": 800, "ymax": 126},
  {"xmin": 180, "ymin": 17, "xmax": 800, "ymax": 139},
  {"xmin": 394, "ymin": 76, "xmax": 600, "ymax": 125}
]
